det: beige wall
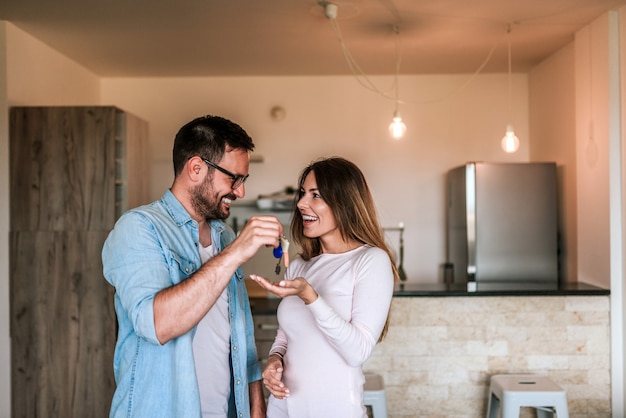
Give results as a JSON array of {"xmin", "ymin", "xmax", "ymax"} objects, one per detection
[
  {"xmin": 0, "ymin": 23, "xmax": 102, "ymax": 418},
  {"xmin": 6, "ymin": 26, "xmax": 100, "ymax": 105},
  {"xmin": 100, "ymin": 74, "xmax": 529, "ymax": 282}
]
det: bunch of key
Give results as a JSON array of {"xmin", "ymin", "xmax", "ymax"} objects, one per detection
[{"xmin": 272, "ymin": 236, "xmax": 290, "ymax": 275}]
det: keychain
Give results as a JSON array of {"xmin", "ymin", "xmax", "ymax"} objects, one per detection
[{"xmin": 273, "ymin": 236, "xmax": 290, "ymax": 275}]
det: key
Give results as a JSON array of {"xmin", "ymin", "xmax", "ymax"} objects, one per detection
[
  {"xmin": 273, "ymin": 243, "xmax": 283, "ymax": 275},
  {"xmin": 272, "ymin": 236, "xmax": 290, "ymax": 275},
  {"xmin": 275, "ymin": 254, "xmax": 283, "ymax": 275}
]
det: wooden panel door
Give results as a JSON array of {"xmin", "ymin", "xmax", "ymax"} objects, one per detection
[
  {"xmin": 9, "ymin": 107, "xmax": 119, "ymax": 232},
  {"xmin": 9, "ymin": 106, "xmax": 148, "ymax": 418},
  {"xmin": 10, "ymin": 231, "xmax": 116, "ymax": 417}
]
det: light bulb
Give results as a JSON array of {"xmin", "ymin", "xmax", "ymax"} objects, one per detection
[
  {"xmin": 389, "ymin": 112, "xmax": 406, "ymax": 139},
  {"xmin": 501, "ymin": 124, "xmax": 519, "ymax": 153}
]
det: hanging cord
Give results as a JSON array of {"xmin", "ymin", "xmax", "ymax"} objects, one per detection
[
  {"xmin": 507, "ymin": 23, "xmax": 512, "ymax": 121},
  {"xmin": 326, "ymin": 8, "xmax": 506, "ymax": 106},
  {"xmin": 329, "ymin": 16, "xmax": 395, "ymax": 98},
  {"xmin": 393, "ymin": 24, "xmax": 401, "ymax": 112},
  {"xmin": 587, "ymin": 26, "xmax": 593, "ymax": 142}
]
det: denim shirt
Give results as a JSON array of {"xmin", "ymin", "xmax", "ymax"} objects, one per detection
[{"xmin": 102, "ymin": 190, "xmax": 261, "ymax": 418}]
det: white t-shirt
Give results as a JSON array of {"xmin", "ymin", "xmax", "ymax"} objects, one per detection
[
  {"xmin": 193, "ymin": 243, "xmax": 232, "ymax": 417},
  {"xmin": 266, "ymin": 245, "xmax": 394, "ymax": 418}
]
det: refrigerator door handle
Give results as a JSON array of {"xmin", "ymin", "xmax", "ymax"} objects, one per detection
[{"xmin": 465, "ymin": 163, "xmax": 477, "ymax": 277}]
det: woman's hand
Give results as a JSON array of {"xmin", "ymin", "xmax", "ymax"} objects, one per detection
[
  {"xmin": 262, "ymin": 354, "xmax": 289, "ymax": 399},
  {"xmin": 250, "ymin": 275, "xmax": 318, "ymax": 305}
]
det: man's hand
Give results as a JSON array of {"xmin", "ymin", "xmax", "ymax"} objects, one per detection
[
  {"xmin": 226, "ymin": 216, "xmax": 283, "ymax": 264},
  {"xmin": 262, "ymin": 354, "xmax": 290, "ymax": 399}
]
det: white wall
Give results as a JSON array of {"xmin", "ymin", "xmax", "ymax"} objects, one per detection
[
  {"xmin": 0, "ymin": 22, "xmax": 101, "ymax": 418},
  {"xmin": 530, "ymin": 11, "xmax": 626, "ymax": 414},
  {"xmin": 574, "ymin": 10, "xmax": 625, "ymax": 416},
  {"xmin": 101, "ymin": 74, "xmax": 529, "ymax": 282},
  {"xmin": 609, "ymin": 9, "xmax": 625, "ymax": 417},
  {"xmin": 575, "ymin": 19, "xmax": 612, "ymax": 289},
  {"xmin": 529, "ymin": 43, "xmax": 578, "ymax": 281},
  {"xmin": 619, "ymin": 8, "xmax": 626, "ymax": 416}
]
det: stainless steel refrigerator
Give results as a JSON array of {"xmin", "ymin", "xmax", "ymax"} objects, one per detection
[{"xmin": 446, "ymin": 162, "xmax": 558, "ymax": 283}]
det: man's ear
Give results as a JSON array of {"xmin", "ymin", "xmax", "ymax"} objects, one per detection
[{"xmin": 186, "ymin": 156, "xmax": 206, "ymax": 183}]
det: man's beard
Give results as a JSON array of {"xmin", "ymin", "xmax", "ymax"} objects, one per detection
[{"xmin": 190, "ymin": 175, "xmax": 235, "ymax": 221}]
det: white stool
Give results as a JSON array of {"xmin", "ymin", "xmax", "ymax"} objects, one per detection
[
  {"xmin": 486, "ymin": 374, "xmax": 569, "ymax": 418},
  {"xmin": 364, "ymin": 373, "xmax": 388, "ymax": 418}
]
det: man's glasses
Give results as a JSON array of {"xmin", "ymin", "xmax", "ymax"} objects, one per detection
[{"xmin": 203, "ymin": 159, "xmax": 249, "ymax": 190}]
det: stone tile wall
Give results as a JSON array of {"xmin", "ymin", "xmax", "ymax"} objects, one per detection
[{"xmin": 364, "ymin": 296, "xmax": 611, "ymax": 418}]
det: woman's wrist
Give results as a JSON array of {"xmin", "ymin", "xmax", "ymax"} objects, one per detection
[
  {"xmin": 269, "ymin": 352, "xmax": 284, "ymax": 363},
  {"xmin": 301, "ymin": 285, "xmax": 319, "ymax": 305}
]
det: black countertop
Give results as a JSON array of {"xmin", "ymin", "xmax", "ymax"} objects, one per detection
[
  {"xmin": 249, "ymin": 281, "xmax": 609, "ymax": 314},
  {"xmin": 393, "ymin": 281, "xmax": 610, "ymax": 297}
]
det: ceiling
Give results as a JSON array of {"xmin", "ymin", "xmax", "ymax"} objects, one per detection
[{"xmin": 1, "ymin": 0, "xmax": 625, "ymax": 77}]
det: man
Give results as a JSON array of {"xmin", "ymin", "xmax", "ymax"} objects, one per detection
[{"xmin": 102, "ymin": 115, "xmax": 281, "ymax": 418}]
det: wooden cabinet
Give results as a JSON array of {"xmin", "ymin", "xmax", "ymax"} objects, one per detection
[
  {"xmin": 253, "ymin": 313, "xmax": 279, "ymax": 365},
  {"xmin": 252, "ymin": 313, "xmax": 277, "ymax": 400},
  {"xmin": 9, "ymin": 106, "xmax": 148, "ymax": 418},
  {"xmin": 250, "ymin": 298, "xmax": 280, "ymax": 400}
]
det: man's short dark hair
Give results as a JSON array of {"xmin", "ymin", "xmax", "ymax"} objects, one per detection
[{"xmin": 172, "ymin": 115, "xmax": 254, "ymax": 176}]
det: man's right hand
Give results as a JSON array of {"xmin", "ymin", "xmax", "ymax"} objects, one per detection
[{"xmin": 228, "ymin": 215, "xmax": 283, "ymax": 264}]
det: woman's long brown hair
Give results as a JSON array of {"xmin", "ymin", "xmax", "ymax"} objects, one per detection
[{"xmin": 290, "ymin": 157, "xmax": 399, "ymax": 341}]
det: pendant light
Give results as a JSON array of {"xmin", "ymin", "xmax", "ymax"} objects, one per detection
[
  {"xmin": 502, "ymin": 124, "xmax": 519, "ymax": 153},
  {"xmin": 389, "ymin": 112, "xmax": 406, "ymax": 139},
  {"xmin": 388, "ymin": 25, "xmax": 406, "ymax": 139},
  {"xmin": 501, "ymin": 24, "xmax": 519, "ymax": 153}
]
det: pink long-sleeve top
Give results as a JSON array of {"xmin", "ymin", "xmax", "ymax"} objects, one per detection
[{"xmin": 267, "ymin": 245, "xmax": 394, "ymax": 418}]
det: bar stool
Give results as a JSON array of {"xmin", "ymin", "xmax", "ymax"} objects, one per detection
[
  {"xmin": 486, "ymin": 374, "xmax": 569, "ymax": 418},
  {"xmin": 364, "ymin": 373, "xmax": 388, "ymax": 418}
]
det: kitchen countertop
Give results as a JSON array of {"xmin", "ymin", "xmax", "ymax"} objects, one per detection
[
  {"xmin": 249, "ymin": 281, "xmax": 609, "ymax": 314},
  {"xmin": 393, "ymin": 280, "xmax": 609, "ymax": 296}
]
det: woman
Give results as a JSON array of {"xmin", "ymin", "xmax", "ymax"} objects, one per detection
[{"xmin": 250, "ymin": 157, "xmax": 398, "ymax": 418}]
